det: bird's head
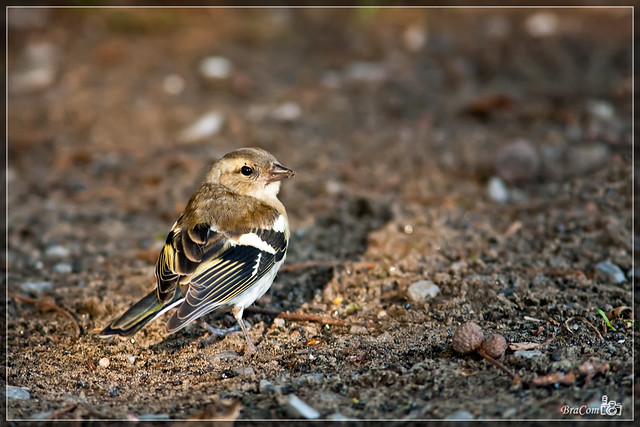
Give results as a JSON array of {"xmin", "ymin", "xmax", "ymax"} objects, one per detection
[{"xmin": 207, "ymin": 147, "xmax": 295, "ymax": 200}]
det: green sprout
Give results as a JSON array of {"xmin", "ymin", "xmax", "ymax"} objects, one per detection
[{"xmin": 597, "ymin": 309, "xmax": 616, "ymax": 332}]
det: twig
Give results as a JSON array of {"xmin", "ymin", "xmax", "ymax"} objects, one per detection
[
  {"xmin": 564, "ymin": 318, "xmax": 574, "ymax": 335},
  {"xmin": 476, "ymin": 347, "xmax": 521, "ymax": 384},
  {"xmin": 279, "ymin": 260, "xmax": 375, "ymax": 273},
  {"xmin": 9, "ymin": 293, "xmax": 81, "ymax": 337},
  {"xmin": 577, "ymin": 316, "xmax": 604, "ymax": 342},
  {"xmin": 47, "ymin": 403, "xmax": 77, "ymax": 419},
  {"xmin": 246, "ymin": 307, "xmax": 381, "ymax": 329}
]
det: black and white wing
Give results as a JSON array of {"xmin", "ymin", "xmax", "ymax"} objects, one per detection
[{"xmin": 164, "ymin": 216, "xmax": 288, "ymax": 333}]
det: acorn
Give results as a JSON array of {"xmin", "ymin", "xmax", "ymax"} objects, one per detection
[
  {"xmin": 480, "ymin": 333, "xmax": 507, "ymax": 359},
  {"xmin": 452, "ymin": 321, "xmax": 484, "ymax": 354}
]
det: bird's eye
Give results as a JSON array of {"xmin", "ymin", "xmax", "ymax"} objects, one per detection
[{"xmin": 241, "ymin": 166, "xmax": 253, "ymax": 176}]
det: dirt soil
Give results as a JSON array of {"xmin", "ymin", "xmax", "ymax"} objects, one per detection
[{"xmin": 5, "ymin": 7, "xmax": 636, "ymax": 423}]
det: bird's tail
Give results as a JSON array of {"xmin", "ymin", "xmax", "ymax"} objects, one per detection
[{"xmin": 99, "ymin": 289, "xmax": 184, "ymax": 338}]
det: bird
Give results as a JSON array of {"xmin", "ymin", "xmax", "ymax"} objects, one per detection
[{"xmin": 99, "ymin": 147, "xmax": 295, "ymax": 351}]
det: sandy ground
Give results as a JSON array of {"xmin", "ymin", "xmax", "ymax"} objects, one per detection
[{"xmin": 5, "ymin": 7, "xmax": 636, "ymax": 422}]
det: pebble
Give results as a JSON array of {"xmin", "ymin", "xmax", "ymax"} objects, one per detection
[
  {"xmin": 163, "ymin": 74, "xmax": 185, "ymax": 95},
  {"xmin": 349, "ymin": 325, "xmax": 369, "ymax": 335},
  {"xmin": 273, "ymin": 318, "xmax": 285, "ymax": 328},
  {"xmin": 6, "ymin": 385, "xmax": 31, "ymax": 400},
  {"xmin": 271, "ymin": 102, "xmax": 302, "ymax": 121},
  {"xmin": 45, "ymin": 245, "xmax": 71, "ymax": 258},
  {"xmin": 587, "ymin": 99, "xmax": 615, "ymax": 122},
  {"xmin": 98, "ymin": 357, "xmax": 110, "ymax": 368},
  {"xmin": 566, "ymin": 143, "xmax": 610, "ymax": 176},
  {"xmin": 407, "ymin": 280, "xmax": 440, "ymax": 303},
  {"xmin": 403, "ymin": 25, "xmax": 427, "ymax": 52},
  {"xmin": 524, "ymin": 11, "xmax": 558, "ymax": 37},
  {"xmin": 237, "ymin": 367, "xmax": 255, "ymax": 377},
  {"xmin": 209, "ymin": 350, "xmax": 240, "ymax": 362},
  {"xmin": 514, "ymin": 350, "xmax": 542, "ymax": 359},
  {"xmin": 53, "ymin": 263, "xmax": 73, "ymax": 274},
  {"xmin": 178, "ymin": 111, "xmax": 225, "ymax": 143},
  {"xmin": 487, "ymin": 176, "xmax": 509, "ymax": 203},
  {"xmin": 199, "ymin": 56, "xmax": 233, "ymax": 80},
  {"xmin": 11, "ymin": 42, "xmax": 57, "ymax": 93},
  {"xmin": 345, "ymin": 61, "xmax": 386, "ymax": 83},
  {"xmin": 259, "ymin": 379, "xmax": 276, "ymax": 393},
  {"xmin": 495, "ymin": 139, "xmax": 540, "ymax": 183},
  {"xmin": 595, "ymin": 261, "xmax": 626, "ymax": 284},
  {"xmin": 502, "ymin": 407, "xmax": 517, "ymax": 418},
  {"xmin": 283, "ymin": 394, "xmax": 321, "ymax": 419},
  {"xmin": 445, "ymin": 410, "xmax": 474, "ymax": 420},
  {"xmin": 327, "ymin": 413, "xmax": 350, "ymax": 421},
  {"xmin": 125, "ymin": 354, "xmax": 136, "ymax": 364},
  {"xmin": 20, "ymin": 281, "xmax": 53, "ymax": 295}
]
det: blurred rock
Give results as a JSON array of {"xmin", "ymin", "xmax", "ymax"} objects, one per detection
[
  {"xmin": 282, "ymin": 394, "xmax": 321, "ymax": 419},
  {"xmin": 487, "ymin": 176, "xmax": 509, "ymax": 203},
  {"xmin": 587, "ymin": 99, "xmax": 615, "ymax": 122},
  {"xmin": 271, "ymin": 102, "xmax": 302, "ymax": 122},
  {"xmin": 345, "ymin": 61, "xmax": 386, "ymax": 83},
  {"xmin": 514, "ymin": 350, "xmax": 542, "ymax": 359},
  {"xmin": 178, "ymin": 111, "xmax": 225, "ymax": 143},
  {"xmin": 445, "ymin": 410, "xmax": 474, "ymax": 420},
  {"xmin": 163, "ymin": 74, "xmax": 185, "ymax": 95},
  {"xmin": 407, "ymin": 280, "xmax": 440, "ymax": 303},
  {"xmin": 20, "ymin": 281, "xmax": 53, "ymax": 295},
  {"xmin": 495, "ymin": 139, "xmax": 540, "ymax": 183},
  {"xmin": 525, "ymin": 12, "xmax": 558, "ymax": 37},
  {"xmin": 6, "ymin": 385, "xmax": 31, "ymax": 400},
  {"xmin": 403, "ymin": 25, "xmax": 427, "ymax": 52},
  {"xmin": 199, "ymin": 56, "xmax": 233, "ymax": 80},
  {"xmin": 349, "ymin": 325, "xmax": 369, "ymax": 335},
  {"xmin": 259, "ymin": 379, "xmax": 276, "ymax": 394},
  {"xmin": 595, "ymin": 261, "xmax": 626, "ymax": 284},
  {"xmin": 10, "ymin": 42, "xmax": 57, "ymax": 93},
  {"xmin": 53, "ymin": 263, "xmax": 72, "ymax": 274},
  {"xmin": 45, "ymin": 245, "xmax": 71, "ymax": 259},
  {"xmin": 566, "ymin": 143, "xmax": 611, "ymax": 176}
]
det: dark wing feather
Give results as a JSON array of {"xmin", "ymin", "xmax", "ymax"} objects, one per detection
[
  {"xmin": 155, "ymin": 223, "xmax": 213, "ymax": 302},
  {"xmin": 166, "ymin": 226, "xmax": 287, "ymax": 332}
]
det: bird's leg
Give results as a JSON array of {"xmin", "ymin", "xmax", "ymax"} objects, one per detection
[
  {"xmin": 232, "ymin": 305, "xmax": 257, "ymax": 352},
  {"xmin": 201, "ymin": 321, "xmax": 240, "ymax": 338}
]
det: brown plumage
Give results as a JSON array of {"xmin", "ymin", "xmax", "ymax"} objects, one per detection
[{"xmin": 100, "ymin": 147, "xmax": 295, "ymax": 351}]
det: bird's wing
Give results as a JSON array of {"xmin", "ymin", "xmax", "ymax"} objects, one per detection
[
  {"xmin": 156, "ymin": 216, "xmax": 287, "ymax": 332},
  {"xmin": 155, "ymin": 219, "xmax": 212, "ymax": 302}
]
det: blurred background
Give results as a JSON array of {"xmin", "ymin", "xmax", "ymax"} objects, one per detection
[{"xmin": 6, "ymin": 6, "xmax": 634, "ymax": 421}]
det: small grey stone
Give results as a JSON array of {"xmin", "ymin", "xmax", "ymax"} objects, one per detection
[
  {"xmin": 514, "ymin": 350, "xmax": 542, "ymax": 359},
  {"xmin": 445, "ymin": 410, "xmax": 474, "ymax": 420},
  {"xmin": 19, "ymin": 281, "xmax": 53, "ymax": 295},
  {"xmin": 208, "ymin": 350, "xmax": 240, "ymax": 362},
  {"xmin": 6, "ymin": 385, "xmax": 31, "ymax": 400},
  {"xmin": 596, "ymin": 262, "xmax": 626, "ymax": 284},
  {"xmin": 283, "ymin": 394, "xmax": 321, "ymax": 419},
  {"xmin": 45, "ymin": 245, "xmax": 71, "ymax": 258},
  {"xmin": 259, "ymin": 379, "xmax": 276, "ymax": 393},
  {"xmin": 495, "ymin": 139, "xmax": 540, "ymax": 183},
  {"xmin": 407, "ymin": 280, "xmax": 440, "ymax": 303},
  {"xmin": 53, "ymin": 263, "xmax": 73, "ymax": 274},
  {"xmin": 487, "ymin": 176, "xmax": 509, "ymax": 203}
]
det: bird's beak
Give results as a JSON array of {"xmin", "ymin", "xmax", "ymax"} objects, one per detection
[{"xmin": 267, "ymin": 163, "xmax": 296, "ymax": 183}]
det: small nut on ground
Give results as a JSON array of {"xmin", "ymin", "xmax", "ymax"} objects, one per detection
[
  {"xmin": 452, "ymin": 322, "xmax": 484, "ymax": 354},
  {"xmin": 481, "ymin": 333, "xmax": 508, "ymax": 359}
]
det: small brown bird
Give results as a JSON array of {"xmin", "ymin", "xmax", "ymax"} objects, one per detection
[{"xmin": 100, "ymin": 147, "xmax": 295, "ymax": 351}]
